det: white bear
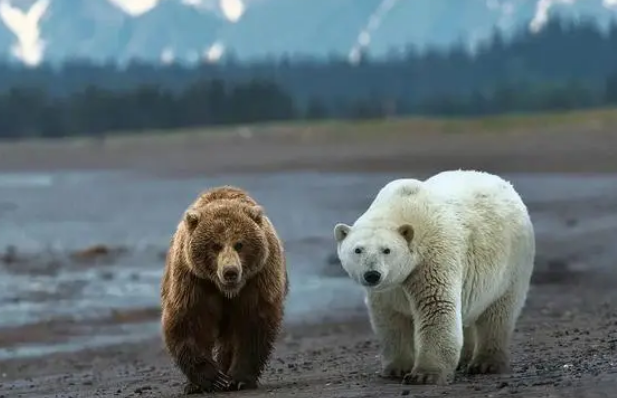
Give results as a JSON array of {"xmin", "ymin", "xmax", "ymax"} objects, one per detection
[{"xmin": 333, "ymin": 170, "xmax": 535, "ymax": 385}]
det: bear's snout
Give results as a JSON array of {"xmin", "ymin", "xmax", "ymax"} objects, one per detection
[
  {"xmin": 216, "ymin": 247, "xmax": 243, "ymax": 287},
  {"xmin": 363, "ymin": 270, "xmax": 382, "ymax": 287},
  {"xmin": 222, "ymin": 266, "xmax": 241, "ymax": 283}
]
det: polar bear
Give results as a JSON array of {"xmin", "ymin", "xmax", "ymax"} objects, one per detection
[{"xmin": 333, "ymin": 170, "xmax": 535, "ymax": 385}]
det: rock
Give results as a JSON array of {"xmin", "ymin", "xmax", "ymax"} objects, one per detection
[
  {"xmin": 0, "ymin": 245, "xmax": 20, "ymax": 264},
  {"xmin": 70, "ymin": 244, "xmax": 128, "ymax": 264}
]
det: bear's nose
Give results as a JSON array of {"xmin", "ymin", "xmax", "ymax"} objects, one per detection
[
  {"xmin": 363, "ymin": 270, "xmax": 382, "ymax": 286},
  {"xmin": 222, "ymin": 268, "xmax": 240, "ymax": 282}
]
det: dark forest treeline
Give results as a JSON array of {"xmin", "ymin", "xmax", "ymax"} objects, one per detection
[
  {"xmin": 3, "ymin": 75, "xmax": 617, "ymax": 139},
  {"xmin": 0, "ymin": 80, "xmax": 296, "ymax": 138},
  {"xmin": 2, "ymin": 17, "xmax": 617, "ymax": 138}
]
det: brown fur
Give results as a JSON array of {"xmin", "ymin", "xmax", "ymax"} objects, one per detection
[{"xmin": 161, "ymin": 186, "xmax": 289, "ymax": 394}]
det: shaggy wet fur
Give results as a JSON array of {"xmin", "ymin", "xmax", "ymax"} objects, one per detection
[{"xmin": 161, "ymin": 186, "xmax": 289, "ymax": 394}]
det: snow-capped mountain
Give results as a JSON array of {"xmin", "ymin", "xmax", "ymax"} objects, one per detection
[{"xmin": 0, "ymin": 0, "xmax": 616, "ymax": 67}]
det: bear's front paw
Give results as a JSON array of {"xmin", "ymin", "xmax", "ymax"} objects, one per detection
[
  {"xmin": 380, "ymin": 362, "xmax": 413, "ymax": 380},
  {"xmin": 184, "ymin": 380, "xmax": 228, "ymax": 395},
  {"xmin": 182, "ymin": 370, "xmax": 232, "ymax": 394},
  {"xmin": 402, "ymin": 368, "xmax": 451, "ymax": 385},
  {"xmin": 466, "ymin": 355, "xmax": 510, "ymax": 375},
  {"xmin": 182, "ymin": 382, "xmax": 203, "ymax": 395},
  {"xmin": 225, "ymin": 379, "xmax": 258, "ymax": 391}
]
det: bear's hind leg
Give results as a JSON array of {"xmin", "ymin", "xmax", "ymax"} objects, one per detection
[
  {"xmin": 366, "ymin": 298, "xmax": 415, "ymax": 380},
  {"xmin": 467, "ymin": 286, "xmax": 525, "ymax": 375},
  {"xmin": 457, "ymin": 325, "xmax": 476, "ymax": 371}
]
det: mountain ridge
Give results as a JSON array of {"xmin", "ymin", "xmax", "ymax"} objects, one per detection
[{"xmin": 0, "ymin": 0, "xmax": 615, "ymax": 67}]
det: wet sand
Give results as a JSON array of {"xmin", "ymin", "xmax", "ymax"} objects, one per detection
[{"xmin": 2, "ymin": 120, "xmax": 617, "ymax": 397}]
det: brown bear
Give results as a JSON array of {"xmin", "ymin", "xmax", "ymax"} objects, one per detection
[{"xmin": 161, "ymin": 185, "xmax": 289, "ymax": 394}]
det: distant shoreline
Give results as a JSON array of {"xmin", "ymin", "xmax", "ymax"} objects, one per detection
[{"xmin": 0, "ymin": 112, "xmax": 616, "ymax": 175}]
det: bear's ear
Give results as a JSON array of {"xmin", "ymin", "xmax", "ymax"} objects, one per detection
[
  {"xmin": 333, "ymin": 223, "xmax": 352, "ymax": 242},
  {"xmin": 184, "ymin": 211, "xmax": 200, "ymax": 232},
  {"xmin": 245, "ymin": 205, "xmax": 264, "ymax": 225},
  {"xmin": 398, "ymin": 224, "xmax": 414, "ymax": 243}
]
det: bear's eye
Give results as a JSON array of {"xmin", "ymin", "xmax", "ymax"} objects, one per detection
[
  {"xmin": 233, "ymin": 242, "xmax": 243, "ymax": 252},
  {"xmin": 382, "ymin": 248, "xmax": 391, "ymax": 254},
  {"xmin": 354, "ymin": 247, "xmax": 362, "ymax": 254},
  {"xmin": 211, "ymin": 243, "xmax": 222, "ymax": 252}
]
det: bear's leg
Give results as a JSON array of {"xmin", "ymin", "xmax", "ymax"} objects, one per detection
[
  {"xmin": 457, "ymin": 325, "xmax": 476, "ymax": 371},
  {"xmin": 162, "ymin": 306, "xmax": 231, "ymax": 394},
  {"xmin": 226, "ymin": 301, "xmax": 283, "ymax": 391},
  {"xmin": 215, "ymin": 338, "xmax": 234, "ymax": 374},
  {"xmin": 215, "ymin": 311, "xmax": 234, "ymax": 374},
  {"xmin": 402, "ymin": 285, "xmax": 463, "ymax": 385},
  {"xmin": 467, "ymin": 286, "xmax": 524, "ymax": 375},
  {"xmin": 366, "ymin": 298, "xmax": 415, "ymax": 380}
]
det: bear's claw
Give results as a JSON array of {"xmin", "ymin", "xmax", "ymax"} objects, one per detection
[
  {"xmin": 226, "ymin": 380, "xmax": 258, "ymax": 391},
  {"xmin": 183, "ymin": 371, "xmax": 232, "ymax": 394},
  {"xmin": 214, "ymin": 370, "xmax": 233, "ymax": 390},
  {"xmin": 380, "ymin": 365, "xmax": 412, "ymax": 380},
  {"xmin": 402, "ymin": 370, "xmax": 450, "ymax": 385}
]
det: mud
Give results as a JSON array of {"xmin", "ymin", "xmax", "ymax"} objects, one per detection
[{"xmin": 1, "ymin": 126, "xmax": 617, "ymax": 397}]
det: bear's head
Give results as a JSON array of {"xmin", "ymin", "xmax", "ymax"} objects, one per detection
[
  {"xmin": 182, "ymin": 202, "xmax": 269, "ymax": 298},
  {"xmin": 333, "ymin": 222, "xmax": 416, "ymax": 291}
]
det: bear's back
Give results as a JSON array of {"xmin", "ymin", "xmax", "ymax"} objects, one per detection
[
  {"xmin": 423, "ymin": 169, "xmax": 529, "ymax": 226},
  {"xmin": 424, "ymin": 170, "xmax": 534, "ymax": 274},
  {"xmin": 424, "ymin": 170, "xmax": 513, "ymax": 199},
  {"xmin": 354, "ymin": 170, "xmax": 531, "ymax": 245},
  {"xmin": 192, "ymin": 186, "xmax": 258, "ymax": 209},
  {"xmin": 357, "ymin": 170, "xmax": 531, "ymax": 247},
  {"xmin": 357, "ymin": 178, "xmax": 424, "ymax": 222}
]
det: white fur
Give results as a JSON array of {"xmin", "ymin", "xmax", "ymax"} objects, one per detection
[{"xmin": 333, "ymin": 170, "xmax": 535, "ymax": 385}]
